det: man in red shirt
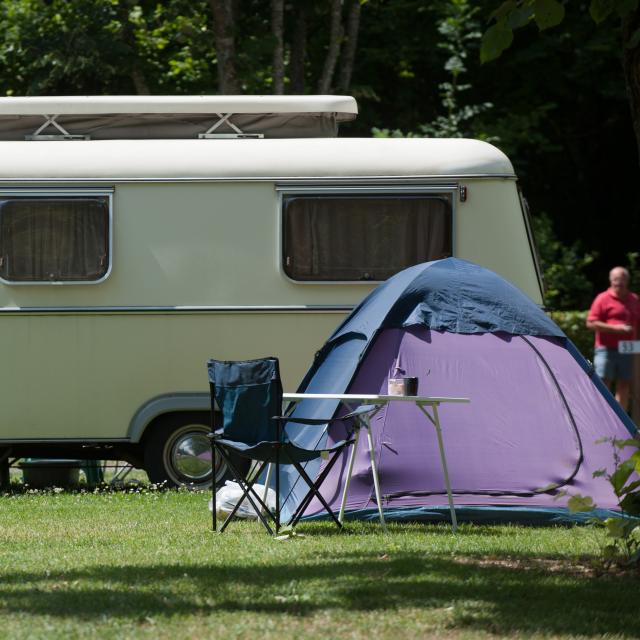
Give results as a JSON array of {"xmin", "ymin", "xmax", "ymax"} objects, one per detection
[{"xmin": 586, "ymin": 266, "xmax": 640, "ymax": 411}]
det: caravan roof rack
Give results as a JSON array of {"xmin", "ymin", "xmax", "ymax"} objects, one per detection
[{"xmin": 0, "ymin": 95, "xmax": 358, "ymax": 141}]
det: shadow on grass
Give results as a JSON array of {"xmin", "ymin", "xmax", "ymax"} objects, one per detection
[{"xmin": 0, "ymin": 550, "xmax": 637, "ymax": 635}]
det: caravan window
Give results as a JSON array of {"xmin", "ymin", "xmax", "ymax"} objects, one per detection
[
  {"xmin": 282, "ymin": 193, "xmax": 452, "ymax": 281},
  {"xmin": 0, "ymin": 193, "xmax": 111, "ymax": 283}
]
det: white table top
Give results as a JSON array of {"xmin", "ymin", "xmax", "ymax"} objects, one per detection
[{"xmin": 283, "ymin": 392, "xmax": 469, "ymax": 404}]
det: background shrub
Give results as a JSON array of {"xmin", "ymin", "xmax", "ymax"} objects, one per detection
[{"xmin": 549, "ymin": 310, "xmax": 592, "ymax": 360}]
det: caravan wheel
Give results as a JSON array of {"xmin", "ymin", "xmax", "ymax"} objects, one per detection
[{"xmin": 143, "ymin": 412, "xmax": 249, "ymax": 489}]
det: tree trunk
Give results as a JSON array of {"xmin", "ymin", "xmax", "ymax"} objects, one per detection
[
  {"xmin": 116, "ymin": 4, "xmax": 151, "ymax": 95},
  {"xmin": 209, "ymin": 0, "xmax": 240, "ymax": 94},
  {"xmin": 290, "ymin": 2, "xmax": 308, "ymax": 94},
  {"xmin": 337, "ymin": 0, "xmax": 361, "ymax": 93},
  {"xmin": 131, "ymin": 67, "xmax": 151, "ymax": 95},
  {"xmin": 271, "ymin": 0, "xmax": 285, "ymax": 94},
  {"xmin": 317, "ymin": 0, "xmax": 344, "ymax": 94},
  {"xmin": 622, "ymin": 8, "xmax": 640, "ymax": 163}
]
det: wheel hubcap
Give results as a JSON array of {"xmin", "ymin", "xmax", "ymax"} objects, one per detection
[
  {"xmin": 163, "ymin": 424, "xmax": 225, "ymax": 486},
  {"xmin": 173, "ymin": 432, "xmax": 210, "ymax": 480}
]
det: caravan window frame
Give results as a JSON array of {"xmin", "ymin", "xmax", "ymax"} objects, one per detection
[
  {"xmin": 0, "ymin": 188, "xmax": 114, "ymax": 286},
  {"xmin": 277, "ymin": 184, "xmax": 457, "ymax": 284}
]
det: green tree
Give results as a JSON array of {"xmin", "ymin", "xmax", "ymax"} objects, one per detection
[
  {"xmin": 482, "ymin": 0, "xmax": 640, "ymax": 162},
  {"xmin": 0, "ymin": 0, "xmax": 218, "ymax": 95},
  {"xmin": 372, "ymin": 0, "xmax": 494, "ymax": 139}
]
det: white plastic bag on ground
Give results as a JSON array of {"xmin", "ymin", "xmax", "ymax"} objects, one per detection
[{"xmin": 208, "ymin": 480, "xmax": 276, "ymax": 519}]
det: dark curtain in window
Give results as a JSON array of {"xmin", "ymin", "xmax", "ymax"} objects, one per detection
[
  {"xmin": 283, "ymin": 195, "xmax": 452, "ymax": 281},
  {"xmin": 0, "ymin": 198, "xmax": 109, "ymax": 282}
]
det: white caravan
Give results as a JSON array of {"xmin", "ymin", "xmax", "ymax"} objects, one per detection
[{"xmin": 0, "ymin": 95, "xmax": 542, "ymax": 487}]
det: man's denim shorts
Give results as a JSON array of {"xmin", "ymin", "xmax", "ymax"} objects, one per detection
[{"xmin": 593, "ymin": 347, "xmax": 634, "ymax": 381}]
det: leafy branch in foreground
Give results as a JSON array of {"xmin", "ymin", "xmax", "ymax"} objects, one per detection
[
  {"xmin": 565, "ymin": 437, "xmax": 640, "ymax": 567},
  {"xmin": 481, "ymin": 0, "xmax": 638, "ymax": 63},
  {"xmin": 481, "ymin": 1, "xmax": 640, "ymax": 164}
]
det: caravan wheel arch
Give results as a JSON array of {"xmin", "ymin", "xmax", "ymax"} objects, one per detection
[{"xmin": 131, "ymin": 394, "xmax": 250, "ymax": 487}]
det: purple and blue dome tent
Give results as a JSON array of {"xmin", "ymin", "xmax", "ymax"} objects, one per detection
[{"xmin": 278, "ymin": 258, "xmax": 637, "ymax": 524}]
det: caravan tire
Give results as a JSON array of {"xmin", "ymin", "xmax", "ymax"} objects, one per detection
[{"xmin": 143, "ymin": 412, "xmax": 249, "ymax": 489}]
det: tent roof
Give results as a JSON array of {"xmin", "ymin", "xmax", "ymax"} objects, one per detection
[{"xmin": 329, "ymin": 258, "xmax": 563, "ymax": 346}]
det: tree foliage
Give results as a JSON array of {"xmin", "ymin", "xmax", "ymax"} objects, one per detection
[
  {"xmin": 0, "ymin": 0, "xmax": 637, "ymax": 292},
  {"xmin": 482, "ymin": 0, "xmax": 640, "ymax": 179},
  {"xmin": 372, "ymin": 0, "xmax": 495, "ymax": 139},
  {"xmin": 481, "ymin": 0, "xmax": 637, "ymax": 62},
  {"xmin": 0, "ymin": 0, "xmax": 367, "ymax": 95},
  {"xmin": 530, "ymin": 212, "xmax": 597, "ymax": 311}
]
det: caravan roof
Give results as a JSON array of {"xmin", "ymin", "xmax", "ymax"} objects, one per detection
[
  {"xmin": 0, "ymin": 95, "xmax": 358, "ymax": 117},
  {"xmin": 0, "ymin": 137, "xmax": 515, "ymax": 181},
  {"xmin": 0, "ymin": 95, "xmax": 357, "ymax": 141}
]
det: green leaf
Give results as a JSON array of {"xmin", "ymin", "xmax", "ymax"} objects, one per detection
[
  {"xmin": 507, "ymin": 4, "xmax": 535, "ymax": 28},
  {"xmin": 614, "ymin": 0, "xmax": 639, "ymax": 17},
  {"xmin": 590, "ymin": 0, "xmax": 615, "ymax": 23},
  {"xmin": 489, "ymin": 0, "xmax": 517, "ymax": 23},
  {"xmin": 603, "ymin": 517, "xmax": 638, "ymax": 541},
  {"xmin": 610, "ymin": 459, "xmax": 636, "ymax": 495},
  {"xmin": 534, "ymin": 0, "xmax": 565, "ymax": 29},
  {"xmin": 592, "ymin": 468, "xmax": 607, "ymax": 478},
  {"xmin": 620, "ymin": 492, "xmax": 640, "ymax": 516},
  {"xmin": 602, "ymin": 543, "xmax": 619, "ymax": 559},
  {"xmin": 620, "ymin": 479, "xmax": 640, "ymax": 494},
  {"xmin": 628, "ymin": 547, "xmax": 640, "ymax": 565},
  {"xmin": 604, "ymin": 517, "xmax": 627, "ymax": 538},
  {"xmin": 612, "ymin": 438, "xmax": 640, "ymax": 449},
  {"xmin": 568, "ymin": 494, "xmax": 596, "ymax": 513},
  {"xmin": 480, "ymin": 22, "xmax": 514, "ymax": 62},
  {"xmin": 632, "ymin": 450, "xmax": 640, "ymax": 473}
]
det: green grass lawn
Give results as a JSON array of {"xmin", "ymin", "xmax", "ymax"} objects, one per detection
[{"xmin": 0, "ymin": 489, "xmax": 637, "ymax": 639}]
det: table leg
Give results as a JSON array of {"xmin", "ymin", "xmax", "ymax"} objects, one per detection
[
  {"xmin": 339, "ymin": 427, "xmax": 360, "ymax": 524},
  {"xmin": 430, "ymin": 403, "xmax": 457, "ymax": 533},
  {"xmin": 363, "ymin": 415, "xmax": 387, "ymax": 531}
]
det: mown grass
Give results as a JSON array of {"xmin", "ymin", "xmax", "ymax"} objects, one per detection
[{"xmin": 0, "ymin": 489, "xmax": 637, "ymax": 639}]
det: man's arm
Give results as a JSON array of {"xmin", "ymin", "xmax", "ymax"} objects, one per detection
[
  {"xmin": 585, "ymin": 319, "xmax": 633, "ymax": 334},
  {"xmin": 586, "ymin": 293, "xmax": 633, "ymax": 334}
]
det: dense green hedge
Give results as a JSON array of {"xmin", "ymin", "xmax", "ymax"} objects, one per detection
[{"xmin": 548, "ymin": 310, "xmax": 592, "ymax": 359}]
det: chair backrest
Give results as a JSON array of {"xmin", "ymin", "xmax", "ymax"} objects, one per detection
[{"xmin": 207, "ymin": 357, "xmax": 283, "ymax": 444}]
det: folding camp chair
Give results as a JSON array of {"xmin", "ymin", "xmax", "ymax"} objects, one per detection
[{"xmin": 207, "ymin": 357, "xmax": 368, "ymax": 535}]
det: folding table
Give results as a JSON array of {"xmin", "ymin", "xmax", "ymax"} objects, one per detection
[{"xmin": 283, "ymin": 393, "xmax": 470, "ymax": 532}]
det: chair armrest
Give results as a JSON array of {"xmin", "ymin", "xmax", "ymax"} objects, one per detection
[
  {"xmin": 273, "ymin": 403, "xmax": 380, "ymax": 427},
  {"xmin": 343, "ymin": 404, "xmax": 380, "ymax": 419},
  {"xmin": 272, "ymin": 416, "xmax": 330, "ymax": 426}
]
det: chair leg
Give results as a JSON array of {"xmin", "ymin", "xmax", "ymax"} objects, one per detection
[
  {"xmin": 288, "ymin": 449, "xmax": 347, "ymax": 529},
  {"xmin": 211, "ymin": 441, "xmax": 217, "ymax": 533},
  {"xmin": 221, "ymin": 457, "xmax": 274, "ymax": 535},
  {"xmin": 291, "ymin": 459, "xmax": 343, "ymax": 530},
  {"xmin": 275, "ymin": 448, "xmax": 280, "ymax": 535},
  {"xmin": 215, "ymin": 448, "xmax": 275, "ymax": 535}
]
